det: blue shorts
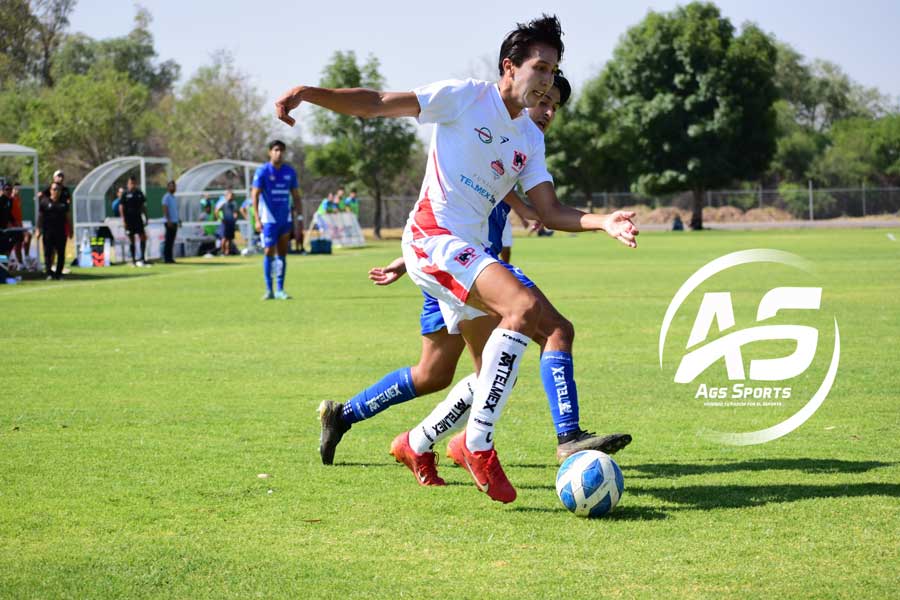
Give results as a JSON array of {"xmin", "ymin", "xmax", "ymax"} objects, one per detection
[
  {"xmin": 261, "ymin": 222, "xmax": 293, "ymax": 248},
  {"xmin": 419, "ymin": 258, "xmax": 534, "ymax": 335}
]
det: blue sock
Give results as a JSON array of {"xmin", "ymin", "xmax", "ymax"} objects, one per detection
[
  {"xmin": 263, "ymin": 255, "xmax": 274, "ymax": 292},
  {"xmin": 276, "ymin": 255, "xmax": 286, "ymax": 291},
  {"xmin": 341, "ymin": 367, "xmax": 417, "ymax": 425},
  {"xmin": 540, "ymin": 351, "xmax": 580, "ymax": 436}
]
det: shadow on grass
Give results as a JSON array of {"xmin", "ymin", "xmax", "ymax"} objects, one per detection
[
  {"xmin": 629, "ymin": 482, "xmax": 900, "ymax": 511},
  {"xmin": 626, "ymin": 458, "xmax": 896, "ymax": 479},
  {"xmin": 334, "ymin": 461, "xmax": 397, "ymax": 468},
  {"xmin": 509, "ymin": 505, "xmax": 669, "ymax": 520}
]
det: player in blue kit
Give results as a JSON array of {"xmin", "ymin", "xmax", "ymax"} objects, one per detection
[
  {"xmin": 316, "ymin": 74, "xmax": 632, "ymax": 477},
  {"xmin": 252, "ymin": 140, "xmax": 302, "ymax": 300}
]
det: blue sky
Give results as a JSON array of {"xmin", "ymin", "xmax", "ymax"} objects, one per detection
[{"xmin": 68, "ymin": 0, "xmax": 899, "ymax": 138}]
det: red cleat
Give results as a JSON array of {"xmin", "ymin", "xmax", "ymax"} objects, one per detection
[
  {"xmin": 446, "ymin": 432, "xmax": 516, "ymax": 504},
  {"xmin": 389, "ymin": 432, "xmax": 446, "ymax": 486},
  {"xmin": 446, "ymin": 432, "xmax": 466, "ymax": 468}
]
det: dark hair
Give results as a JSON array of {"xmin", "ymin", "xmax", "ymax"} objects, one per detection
[
  {"xmin": 497, "ymin": 14, "xmax": 564, "ymax": 76},
  {"xmin": 554, "ymin": 72, "xmax": 572, "ymax": 106},
  {"xmin": 268, "ymin": 139, "xmax": 286, "ymax": 150},
  {"xmin": 167, "ymin": 180, "xmax": 176, "ymax": 186},
  {"xmin": 128, "ymin": 175, "xmax": 138, "ymax": 182}
]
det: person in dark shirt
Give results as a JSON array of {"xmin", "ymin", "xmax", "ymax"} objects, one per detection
[
  {"xmin": 42, "ymin": 170, "xmax": 75, "ymax": 266},
  {"xmin": 119, "ymin": 175, "xmax": 149, "ymax": 267},
  {"xmin": 0, "ymin": 183, "xmax": 12, "ymax": 229},
  {"xmin": 42, "ymin": 170, "xmax": 72, "ymax": 231},
  {"xmin": 37, "ymin": 182, "xmax": 71, "ymax": 280}
]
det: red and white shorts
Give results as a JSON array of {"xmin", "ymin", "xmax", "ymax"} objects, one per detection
[{"xmin": 402, "ymin": 234, "xmax": 497, "ymax": 334}]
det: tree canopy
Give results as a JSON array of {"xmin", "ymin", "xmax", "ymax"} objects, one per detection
[
  {"xmin": 306, "ymin": 51, "xmax": 419, "ymax": 237},
  {"xmin": 599, "ymin": 2, "xmax": 779, "ymax": 228}
]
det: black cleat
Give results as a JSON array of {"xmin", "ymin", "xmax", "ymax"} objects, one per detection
[
  {"xmin": 556, "ymin": 431, "xmax": 632, "ymax": 463},
  {"xmin": 318, "ymin": 400, "xmax": 351, "ymax": 465}
]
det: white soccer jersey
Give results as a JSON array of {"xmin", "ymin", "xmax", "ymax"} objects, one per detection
[{"xmin": 403, "ymin": 79, "xmax": 552, "ymax": 247}]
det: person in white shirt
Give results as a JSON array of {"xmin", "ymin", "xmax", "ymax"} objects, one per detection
[{"xmin": 275, "ymin": 15, "xmax": 638, "ymax": 504}]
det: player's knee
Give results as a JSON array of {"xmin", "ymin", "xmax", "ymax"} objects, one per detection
[
  {"xmin": 506, "ymin": 291, "xmax": 542, "ymax": 332},
  {"xmin": 550, "ymin": 315, "xmax": 575, "ymax": 346},
  {"xmin": 411, "ymin": 364, "xmax": 454, "ymax": 395}
]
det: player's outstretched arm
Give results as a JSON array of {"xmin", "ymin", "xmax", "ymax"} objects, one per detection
[
  {"xmin": 276, "ymin": 86, "xmax": 420, "ymax": 126},
  {"xmin": 525, "ymin": 181, "xmax": 639, "ymax": 248},
  {"xmin": 368, "ymin": 256, "xmax": 407, "ymax": 286},
  {"xmin": 502, "ymin": 190, "xmax": 540, "ymax": 222}
]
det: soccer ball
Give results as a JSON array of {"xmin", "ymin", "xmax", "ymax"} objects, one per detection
[{"xmin": 556, "ymin": 450, "xmax": 624, "ymax": 518}]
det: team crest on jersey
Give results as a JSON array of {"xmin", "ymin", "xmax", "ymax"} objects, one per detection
[
  {"xmin": 269, "ymin": 175, "xmax": 276, "ymax": 181},
  {"xmin": 474, "ymin": 127, "xmax": 493, "ymax": 144},
  {"xmin": 490, "ymin": 159, "xmax": 505, "ymax": 177},
  {"xmin": 454, "ymin": 246, "xmax": 480, "ymax": 268},
  {"xmin": 512, "ymin": 150, "xmax": 528, "ymax": 173}
]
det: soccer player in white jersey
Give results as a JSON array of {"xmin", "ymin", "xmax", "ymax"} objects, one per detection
[
  {"xmin": 275, "ymin": 15, "xmax": 637, "ymax": 503},
  {"xmin": 315, "ymin": 75, "xmax": 632, "ymax": 480}
]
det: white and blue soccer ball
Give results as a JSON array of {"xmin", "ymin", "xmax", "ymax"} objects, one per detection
[{"xmin": 556, "ymin": 450, "xmax": 624, "ymax": 518}]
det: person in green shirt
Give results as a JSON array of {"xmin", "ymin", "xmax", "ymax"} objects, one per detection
[
  {"xmin": 317, "ymin": 192, "xmax": 340, "ymax": 215},
  {"xmin": 343, "ymin": 189, "xmax": 359, "ymax": 216}
]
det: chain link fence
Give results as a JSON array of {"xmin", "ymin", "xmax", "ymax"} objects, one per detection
[{"xmin": 340, "ymin": 186, "xmax": 900, "ymax": 231}]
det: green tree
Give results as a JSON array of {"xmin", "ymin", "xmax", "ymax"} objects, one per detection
[
  {"xmin": 306, "ymin": 51, "xmax": 418, "ymax": 238},
  {"xmin": 162, "ymin": 51, "xmax": 270, "ymax": 168},
  {"xmin": 32, "ymin": 0, "xmax": 77, "ymax": 87},
  {"xmin": 774, "ymin": 41, "xmax": 895, "ymax": 132},
  {"xmin": 0, "ymin": 0, "xmax": 37, "ymax": 86},
  {"xmin": 545, "ymin": 75, "xmax": 634, "ymax": 204},
  {"xmin": 766, "ymin": 100, "xmax": 826, "ymax": 183},
  {"xmin": 813, "ymin": 115, "xmax": 900, "ymax": 187},
  {"xmin": 18, "ymin": 67, "xmax": 153, "ymax": 180},
  {"xmin": 51, "ymin": 7, "xmax": 179, "ymax": 95},
  {"xmin": 601, "ymin": 2, "xmax": 779, "ymax": 229}
]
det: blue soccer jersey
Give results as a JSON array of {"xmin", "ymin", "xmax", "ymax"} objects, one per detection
[
  {"xmin": 487, "ymin": 200, "xmax": 512, "ymax": 256},
  {"xmin": 252, "ymin": 162, "xmax": 298, "ymax": 225}
]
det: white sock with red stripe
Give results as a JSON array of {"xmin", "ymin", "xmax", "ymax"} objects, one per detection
[
  {"xmin": 466, "ymin": 328, "xmax": 531, "ymax": 452},
  {"xmin": 408, "ymin": 374, "xmax": 476, "ymax": 454}
]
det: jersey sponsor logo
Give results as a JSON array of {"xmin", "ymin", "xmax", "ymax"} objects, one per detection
[
  {"xmin": 459, "ymin": 174, "xmax": 497, "ymax": 205},
  {"xmin": 474, "ymin": 127, "xmax": 493, "ymax": 144},
  {"xmin": 431, "ymin": 398, "xmax": 471, "ymax": 437},
  {"xmin": 500, "ymin": 135, "xmax": 510, "ymax": 144},
  {"xmin": 490, "ymin": 159, "xmax": 505, "ymax": 177},
  {"xmin": 501, "ymin": 332, "xmax": 529, "ymax": 347},
  {"xmin": 454, "ymin": 246, "xmax": 480, "ymax": 267},
  {"xmin": 512, "ymin": 150, "xmax": 528, "ymax": 173},
  {"xmin": 552, "ymin": 366, "xmax": 573, "ymax": 415},
  {"xmin": 364, "ymin": 382, "xmax": 403, "ymax": 414},
  {"xmin": 484, "ymin": 352, "xmax": 517, "ymax": 412}
]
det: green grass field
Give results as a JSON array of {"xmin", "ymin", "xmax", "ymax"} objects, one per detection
[{"xmin": 2, "ymin": 228, "xmax": 898, "ymax": 599}]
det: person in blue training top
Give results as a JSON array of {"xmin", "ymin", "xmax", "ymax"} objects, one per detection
[
  {"xmin": 252, "ymin": 140, "xmax": 301, "ymax": 300},
  {"xmin": 316, "ymin": 73, "xmax": 632, "ymax": 474}
]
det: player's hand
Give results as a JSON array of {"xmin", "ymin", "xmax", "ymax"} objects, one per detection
[
  {"xmin": 275, "ymin": 87, "xmax": 304, "ymax": 127},
  {"xmin": 602, "ymin": 210, "xmax": 639, "ymax": 248},
  {"xmin": 254, "ymin": 221, "xmax": 262, "ymax": 234},
  {"xmin": 368, "ymin": 265, "xmax": 403, "ymax": 286}
]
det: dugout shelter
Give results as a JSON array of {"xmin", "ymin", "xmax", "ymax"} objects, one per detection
[{"xmin": 72, "ymin": 156, "xmax": 173, "ymax": 244}]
